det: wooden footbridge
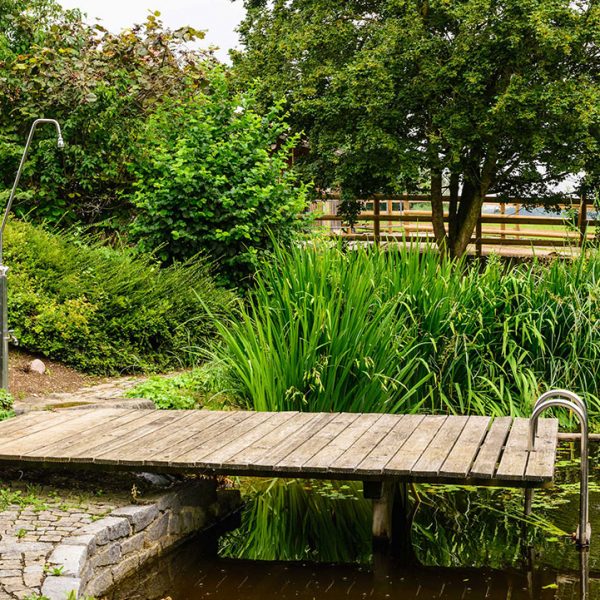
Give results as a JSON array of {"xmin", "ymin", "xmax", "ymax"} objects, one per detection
[
  {"xmin": 0, "ymin": 407, "xmax": 570, "ymax": 548},
  {"xmin": 0, "ymin": 409, "xmax": 558, "ymax": 485}
]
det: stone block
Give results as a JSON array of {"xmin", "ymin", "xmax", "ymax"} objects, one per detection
[
  {"xmin": 66, "ymin": 533, "xmax": 97, "ymax": 554},
  {"xmin": 138, "ymin": 542, "xmax": 161, "ymax": 566},
  {"xmin": 91, "ymin": 541, "xmax": 121, "ymax": 567},
  {"xmin": 41, "ymin": 576, "xmax": 81, "ymax": 600},
  {"xmin": 144, "ymin": 512, "xmax": 169, "ymax": 544},
  {"xmin": 80, "ymin": 516, "xmax": 130, "ymax": 545},
  {"xmin": 48, "ymin": 544, "xmax": 87, "ymax": 577},
  {"xmin": 111, "ymin": 552, "xmax": 140, "ymax": 582},
  {"xmin": 83, "ymin": 568, "xmax": 114, "ymax": 597},
  {"xmin": 120, "ymin": 532, "xmax": 145, "ymax": 556},
  {"xmin": 112, "ymin": 504, "xmax": 159, "ymax": 533}
]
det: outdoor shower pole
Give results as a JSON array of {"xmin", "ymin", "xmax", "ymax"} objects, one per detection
[{"xmin": 1, "ymin": 119, "xmax": 64, "ymax": 390}]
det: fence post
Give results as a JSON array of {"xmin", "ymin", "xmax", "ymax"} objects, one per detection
[
  {"xmin": 373, "ymin": 197, "xmax": 381, "ymax": 243},
  {"xmin": 578, "ymin": 195, "xmax": 587, "ymax": 247}
]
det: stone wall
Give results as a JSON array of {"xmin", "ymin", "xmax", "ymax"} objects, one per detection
[{"xmin": 40, "ymin": 480, "xmax": 241, "ymax": 599}]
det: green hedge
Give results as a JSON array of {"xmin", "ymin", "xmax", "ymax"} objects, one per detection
[{"xmin": 4, "ymin": 220, "xmax": 235, "ymax": 374}]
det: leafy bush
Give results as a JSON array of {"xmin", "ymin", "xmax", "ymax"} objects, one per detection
[
  {"xmin": 209, "ymin": 243, "xmax": 600, "ymax": 425},
  {"xmin": 126, "ymin": 364, "xmax": 236, "ymax": 410},
  {"xmin": 0, "ymin": 389, "xmax": 14, "ymax": 421},
  {"xmin": 0, "ymin": 1, "xmax": 213, "ymax": 226},
  {"xmin": 5, "ymin": 220, "xmax": 235, "ymax": 374},
  {"xmin": 130, "ymin": 68, "xmax": 310, "ymax": 284}
]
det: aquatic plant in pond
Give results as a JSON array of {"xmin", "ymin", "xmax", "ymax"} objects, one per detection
[
  {"xmin": 211, "ymin": 242, "xmax": 600, "ymax": 424},
  {"xmin": 218, "ymin": 476, "xmax": 575, "ymax": 569},
  {"xmin": 219, "ymin": 479, "xmax": 372, "ymax": 563}
]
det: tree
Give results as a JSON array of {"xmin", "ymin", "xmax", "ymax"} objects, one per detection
[
  {"xmin": 129, "ymin": 69, "xmax": 310, "ymax": 284},
  {"xmin": 233, "ymin": 0, "xmax": 600, "ymax": 256},
  {"xmin": 0, "ymin": 1, "xmax": 213, "ymax": 226}
]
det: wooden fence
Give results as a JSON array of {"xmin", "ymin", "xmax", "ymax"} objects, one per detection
[{"xmin": 310, "ymin": 194, "xmax": 596, "ymax": 255}]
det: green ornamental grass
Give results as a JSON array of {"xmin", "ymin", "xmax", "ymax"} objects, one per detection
[{"xmin": 210, "ymin": 242, "xmax": 600, "ymax": 424}]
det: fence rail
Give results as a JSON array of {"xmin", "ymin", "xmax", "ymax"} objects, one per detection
[{"xmin": 310, "ymin": 195, "xmax": 594, "ymax": 254}]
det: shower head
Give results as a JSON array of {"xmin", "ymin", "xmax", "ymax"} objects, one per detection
[{"xmin": 57, "ymin": 135, "xmax": 65, "ymax": 149}]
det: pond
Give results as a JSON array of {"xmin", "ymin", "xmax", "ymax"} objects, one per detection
[{"xmin": 109, "ymin": 444, "xmax": 598, "ymax": 599}]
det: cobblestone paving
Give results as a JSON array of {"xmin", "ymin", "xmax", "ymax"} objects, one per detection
[
  {"xmin": 0, "ymin": 497, "xmax": 128, "ymax": 599},
  {"xmin": 15, "ymin": 377, "xmax": 148, "ymax": 413}
]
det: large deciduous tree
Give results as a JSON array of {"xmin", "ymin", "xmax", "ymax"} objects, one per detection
[{"xmin": 234, "ymin": 0, "xmax": 600, "ymax": 256}]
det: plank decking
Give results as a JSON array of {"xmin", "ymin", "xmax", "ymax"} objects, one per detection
[{"xmin": 0, "ymin": 409, "xmax": 559, "ymax": 486}]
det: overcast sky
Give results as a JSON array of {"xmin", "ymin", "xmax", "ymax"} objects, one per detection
[{"xmin": 58, "ymin": 0, "xmax": 246, "ymax": 62}]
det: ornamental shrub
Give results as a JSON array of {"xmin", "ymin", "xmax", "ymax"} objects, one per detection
[
  {"xmin": 129, "ymin": 69, "xmax": 310, "ymax": 284},
  {"xmin": 0, "ymin": 1, "xmax": 213, "ymax": 226},
  {"xmin": 4, "ymin": 219, "xmax": 235, "ymax": 374}
]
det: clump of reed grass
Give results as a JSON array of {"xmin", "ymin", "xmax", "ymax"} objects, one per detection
[{"xmin": 211, "ymin": 242, "xmax": 600, "ymax": 423}]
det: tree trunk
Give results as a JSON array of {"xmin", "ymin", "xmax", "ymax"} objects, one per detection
[
  {"xmin": 451, "ymin": 191, "xmax": 483, "ymax": 257},
  {"xmin": 448, "ymin": 173, "xmax": 459, "ymax": 242},
  {"xmin": 430, "ymin": 171, "xmax": 447, "ymax": 251},
  {"xmin": 448, "ymin": 152, "xmax": 497, "ymax": 258}
]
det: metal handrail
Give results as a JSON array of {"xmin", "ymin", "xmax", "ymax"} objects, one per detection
[
  {"xmin": 529, "ymin": 392, "xmax": 589, "ymax": 546},
  {"xmin": 534, "ymin": 389, "xmax": 587, "ymax": 420}
]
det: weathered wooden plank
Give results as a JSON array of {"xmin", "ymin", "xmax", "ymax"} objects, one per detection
[
  {"xmin": 525, "ymin": 418, "xmax": 559, "ymax": 482},
  {"xmin": 469, "ymin": 417, "xmax": 512, "ymax": 479},
  {"xmin": 0, "ymin": 409, "xmax": 102, "ymax": 445},
  {"xmin": 173, "ymin": 412, "xmax": 296, "ymax": 468},
  {"xmin": 97, "ymin": 410, "xmax": 231, "ymax": 466},
  {"xmin": 250, "ymin": 413, "xmax": 336, "ymax": 469},
  {"xmin": 303, "ymin": 414, "xmax": 383, "ymax": 473},
  {"xmin": 0, "ymin": 410, "xmax": 557, "ymax": 484},
  {"xmin": 0, "ymin": 411, "xmax": 53, "ymax": 438},
  {"xmin": 24, "ymin": 409, "xmax": 144, "ymax": 460},
  {"xmin": 411, "ymin": 416, "xmax": 468, "ymax": 476},
  {"xmin": 495, "ymin": 417, "xmax": 531, "ymax": 480},
  {"xmin": 0, "ymin": 410, "xmax": 114, "ymax": 460},
  {"xmin": 440, "ymin": 416, "xmax": 491, "ymax": 478},
  {"xmin": 154, "ymin": 411, "xmax": 259, "ymax": 467},
  {"xmin": 225, "ymin": 412, "xmax": 330, "ymax": 470},
  {"xmin": 166, "ymin": 411, "xmax": 273, "ymax": 467},
  {"xmin": 384, "ymin": 415, "xmax": 447, "ymax": 475},
  {"xmin": 328, "ymin": 414, "xmax": 401, "ymax": 474},
  {"xmin": 82, "ymin": 411, "xmax": 191, "ymax": 464},
  {"xmin": 354, "ymin": 414, "xmax": 424, "ymax": 475},
  {"xmin": 275, "ymin": 413, "xmax": 360, "ymax": 472}
]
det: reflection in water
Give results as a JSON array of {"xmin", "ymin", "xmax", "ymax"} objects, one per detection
[{"xmin": 111, "ymin": 448, "xmax": 598, "ymax": 599}]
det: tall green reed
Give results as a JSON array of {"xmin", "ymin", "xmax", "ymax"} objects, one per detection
[{"xmin": 212, "ymin": 242, "xmax": 600, "ymax": 423}]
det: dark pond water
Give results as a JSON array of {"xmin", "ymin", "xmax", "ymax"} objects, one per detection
[{"xmin": 109, "ymin": 445, "xmax": 600, "ymax": 599}]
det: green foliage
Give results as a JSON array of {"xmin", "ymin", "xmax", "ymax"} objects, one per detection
[
  {"xmin": 220, "ymin": 479, "xmax": 372, "ymax": 562},
  {"xmin": 127, "ymin": 375, "xmax": 198, "ymax": 410},
  {"xmin": 5, "ymin": 219, "xmax": 235, "ymax": 374},
  {"xmin": 0, "ymin": 1, "xmax": 214, "ymax": 226},
  {"xmin": 126, "ymin": 364, "xmax": 236, "ymax": 410},
  {"xmin": 0, "ymin": 389, "xmax": 13, "ymax": 411},
  {"xmin": 234, "ymin": 0, "xmax": 600, "ymax": 256},
  {"xmin": 210, "ymin": 243, "xmax": 600, "ymax": 424},
  {"xmin": 130, "ymin": 68, "xmax": 311, "ymax": 283}
]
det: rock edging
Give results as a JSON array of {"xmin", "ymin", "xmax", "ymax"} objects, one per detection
[{"xmin": 40, "ymin": 481, "xmax": 241, "ymax": 599}]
